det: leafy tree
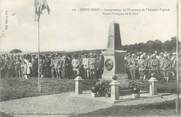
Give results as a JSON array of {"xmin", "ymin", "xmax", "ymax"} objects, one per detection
[
  {"xmin": 10, "ymin": 49, "xmax": 22, "ymax": 54},
  {"xmin": 122, "ymin": 37, "xmax": 179, "ymax": 53}
]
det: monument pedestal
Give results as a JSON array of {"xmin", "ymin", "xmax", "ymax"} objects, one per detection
[{"xmin": 102, "ymin": 22, "xmax": 129, "ymax": 88}]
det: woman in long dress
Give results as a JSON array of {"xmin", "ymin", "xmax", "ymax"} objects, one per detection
[
  {"xmin": 22, "ymin": 59, "xmax": 28, "ymax": 79},
  {"xmin": 26, "ymin": 61, "xmax": 32, "ymax": 78}
]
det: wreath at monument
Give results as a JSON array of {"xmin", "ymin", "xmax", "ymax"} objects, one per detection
[
  {"xmin": 91, "ymin": 80, "xmax": 111, "ymax": 97},
  {"xmin": 129, "ymin": 80, "xmax": 141, "ymax": 95}
]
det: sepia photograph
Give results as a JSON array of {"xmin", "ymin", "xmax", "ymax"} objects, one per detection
[{"xmin": 0, "ymin": 0, "xmax": 181, "ymax": 117}]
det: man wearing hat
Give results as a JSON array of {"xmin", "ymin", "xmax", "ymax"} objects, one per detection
[{"xmin": 82, "ymin": 54, "xmax": 89, "ymax": 79}]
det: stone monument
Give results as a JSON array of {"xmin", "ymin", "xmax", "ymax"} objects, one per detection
[{"xmin": 102, "ymin": 22, "xmax": 129, "ymax": 88}]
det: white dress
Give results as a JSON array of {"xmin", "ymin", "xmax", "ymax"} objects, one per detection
[{"xmin": 27, "ymin": 62, "xmax": 32, "ymax": 75}]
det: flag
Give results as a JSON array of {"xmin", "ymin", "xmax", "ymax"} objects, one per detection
[{"xmin": 34, "ymin": 0, "xmax": 50, "ymax": 21}]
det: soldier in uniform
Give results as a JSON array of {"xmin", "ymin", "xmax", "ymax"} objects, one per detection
[
  {"xmin": 43, "ymin": 55, "xmax": 51, "ymax": 78},
  {"xmin": 41, "ymin": 55, "xmax": 46, "ymax": 78},
  {"xmin": 138, "ymin": 55, "xmax": 147, "ymax": 80},
  {"xmin": 71, "ymin": 55, "xmax": 80, "ymax": 77},
  {"xmin": 78, "ymin": 55, "xmax": 84, "ymax": 78},
  {"xmin": 22, "ymin": 58, "xmax": 28, "ymax": 79},
  {"xmin": 39, "ymin": 55, "xmax": 44, "ymax": 78},
  {"xmin": 14, "ymin": 56, "xmax": 22, "ymax": 78},
  {"xmin": 82, "ymin": 54, "xmax": 89, "ymax": 79},
  {"xmin": 66, "ymin": 55, "xmax": 73, "ymax": 79},
  {"xmin": 135, "ymin": 54, "xmax": 140, "ymax": 79},
  {"xmin": 170, "ymin": 53, "xmax": 176, "ymax": 80},
  {"xmin": 163, "ymin": 54, "xmax": 172, "ymax": 82},
  {"xmin": 95, "ymin": 53, "xmax": 104, "ymax": 79},
  {"xmin": 145, "ymin": 54, "xmax": 152, "ymax": 79},
  {"xmin": 124, "ymin": 53, "xmax": 132, "ymax": 79},
  {"xmin": 88, "ymin": 53, "xmax": 96, "ymax": 80},
  {"xmin": 50, "ymin": 55, "xmax": 56, "ymax": 78},
  {"xmin": 6, "ymin": 56, "xmax": 13, "ymax": 78},
  {"xmin": 0, "ymin": 56, "xmax": 3, "ymax": 78},
  {"xmin": 56, "ymin": 55, "xmax": 63, "ymax": 78},
  {"xmin": 129, "ymin": 54, "xmax": 137, "ymax": 80},
  {"xmin": 20, "ymin": 56, "xmax": 24, "ymax": 78},
  {"xmin": 32, "ymin": 55, "xmax": 38, "ymax": 77},
  {"xmin": 150, "ymin": 54, "xmax": 160, "ymax": 78},
  {"xmin": 2, "ymin": 55, "xmax": 7, "ymax": 78},
  {"xmin": 61, "ymin": 55, "xmax": 70, "ymax": 79},
  {"xmin": 54, "ymin": 55, "xmax": 60, "ymax": 78},
  {"xmin": 158, "ymin": 53, "xmax": 165, "ymax": 80}
]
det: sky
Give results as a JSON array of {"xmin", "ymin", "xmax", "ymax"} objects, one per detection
[{"xmin": 0, "ymin": 0, "xmax": 178, "ymax": 52}]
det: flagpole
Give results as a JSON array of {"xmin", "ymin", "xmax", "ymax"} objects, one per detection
[
  {"xmin": 37, "ymin": 18, "xmax": 41, "ymax": 93},
  {"xmin": 0, "ymin": 3, "xmax": 1, "ymax": 52},
  {"xmin": 176, "ymin": 0, "xmax": 180, "ymax": 115},
  {"xmin": 34, "ymin": 0, "xmax": 50, "ymax": 94}
]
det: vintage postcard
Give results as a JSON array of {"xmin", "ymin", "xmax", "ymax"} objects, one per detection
[{"xmin": 0, "ymin": 0, "xmax": 180, "ymax": 117}]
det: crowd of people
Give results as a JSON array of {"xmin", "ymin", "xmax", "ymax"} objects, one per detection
[
  {"xmin": 0, "ymin": 51, "xmax": 177, "ymax": 82},
  {"xmin": 0, "ymin": 52, "xmax": 104, "ymax": 80},
  {"xmin": 124, "ymin": 51, "xmax": 177, "ymax": 82}
]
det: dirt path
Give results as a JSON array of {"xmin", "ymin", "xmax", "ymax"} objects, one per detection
[{"xmin": 0, "ymin": 91, "xmax": 179, "ymax": 117}]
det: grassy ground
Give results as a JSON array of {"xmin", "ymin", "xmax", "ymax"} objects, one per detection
[
  {"xmin": 0, "ymin": 112, "xmax": 13, "ymax": 117},
  {"xmin": 157, "ymin": 80, "xmax": 177, "ymax": 93},
  {"xmin": 139, "ymin": 80, "xmax": 177, "ymax": 93},
  {"xmin": 0, "ymin": 77, "xmax": 177, "ymax": 102},
  {"xmin": 0, "ymin": 77, "xmax": 96, "ymax": 102},
  {"xmin": 0, "ymin": 77, "xmax": 179, "ymax": 117}
]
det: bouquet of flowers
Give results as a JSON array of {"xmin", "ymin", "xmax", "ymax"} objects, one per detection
[{"xmin": 91, "ymin": 80, "xmax": 111, "ymax": 97}]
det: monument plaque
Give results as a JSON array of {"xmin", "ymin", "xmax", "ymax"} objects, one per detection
[{"xmin": 102, "ymin": 22, "xmax": 129, "ymax": 87}]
